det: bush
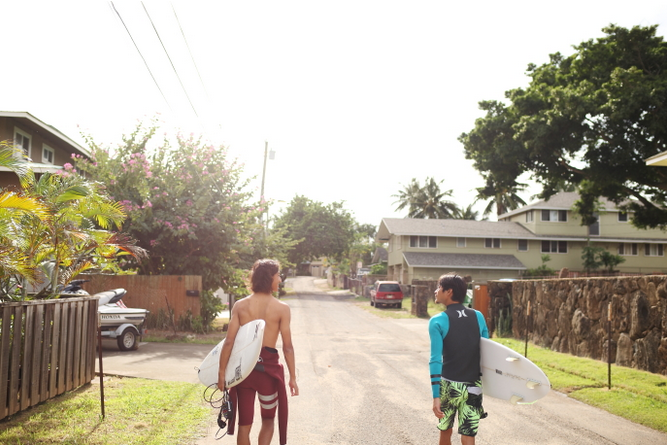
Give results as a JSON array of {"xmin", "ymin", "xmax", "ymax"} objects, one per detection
[
  {"xmin": 523, "ymin": 254, "xmax": 556, "ymax": 277},
  {"xmin": 370, "ymin": 263, "xmax": 387, "ymax": 275},
  {"xmin": 495, "ymin": 292, "xmax": 513, "ymax": 337}
]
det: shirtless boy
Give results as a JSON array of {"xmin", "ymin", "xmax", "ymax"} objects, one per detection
[{"xmin": 218, "ymin": 259, "xmax": 299, "ymax": 445}]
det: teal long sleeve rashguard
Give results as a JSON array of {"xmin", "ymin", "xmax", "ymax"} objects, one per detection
[{"xmin": 428, "ymin": 310, "xmax": 489, "ymax": 398}]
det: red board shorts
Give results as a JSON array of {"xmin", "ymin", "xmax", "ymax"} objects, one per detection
[{"xmin": 235, "ymin": 348, "xmax": 280, "ymax": 426}]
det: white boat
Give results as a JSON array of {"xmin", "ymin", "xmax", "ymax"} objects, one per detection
[{"xmin": 96, "ymin": 288, "xmax": 149, "ymax": 351}]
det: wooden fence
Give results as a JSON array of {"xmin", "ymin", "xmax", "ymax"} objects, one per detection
[
  {"xmin": 80, "ymin": 274, "xmax": 201, "ymax": 322},
  {"xmin": 0, "ymin": 297, "xmax": 98, "ymax": 421}
]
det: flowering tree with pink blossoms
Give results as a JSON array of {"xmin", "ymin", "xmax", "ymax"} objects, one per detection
[{"xmin": 74, "ymin": 121, "xmax": 292, "ymax": 293}]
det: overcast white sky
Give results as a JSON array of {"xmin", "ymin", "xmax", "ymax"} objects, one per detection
[{"xmin": 3, "ymin": 1, "xmax": 667, "ymax": 227}]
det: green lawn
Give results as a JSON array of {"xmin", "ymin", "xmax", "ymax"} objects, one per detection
[
  {"xmin": 0, "ymin": 377, "xmax": 210, "ymax": 445},
  {"xmin": 492, "ymin": 338, "xmax": 667, "ymax": 433}
]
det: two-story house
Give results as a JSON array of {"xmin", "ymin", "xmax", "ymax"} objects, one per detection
[
  {"xmin": 376, "ymin": 192, "xmax": 667, "ymax": 283},
  {"xmin": 0, "ymin": 111, "xmax": 90, "ymax": 188}
]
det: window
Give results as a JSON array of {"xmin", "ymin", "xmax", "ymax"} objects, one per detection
[
  {"xmin": 541, "ymin": 240, "xmax": 567, "ymax": 253},
  {"xmin": 409, "ymin": 236, "xmax": 436, "ymax": 248},
  {"xmin": 541, "ymin": 209, "xmax": 567, "ymax": 222},
  {"xmin": 14, "ymin": 128, "xmax": 31, "ymax": 158},
  {"xmin": 644, "ymin": 244, "xmax": 664, "ymax": 257},
  {"xmin": 456, "ymin": 237, "xmax": 466, "ymax": 247},
  {"xmin": 618, "ymin": 212, "xmax": 628, "ymax": 222},
  {"xmin": 517, "ymin": 239, "xmax": 528, "ymax": 251},
  {"xmin": 378, "ymin": 283, "xmax": 401, "ymax": 292},
  {"xmin": 588, "ymin": 213, "xmax": 600, "ymax": 236},
  {"xmin": 42, "ymin": 144, "xmax": 54, "ymax": 164},
  {"xmin": 525, "ymin": 210, "xmax": 533, "ymax": 223},
  {"xmin": 485, "ymin": 238, "xmax": 501, "ymax": 249},
  {"xmin": 618, "ymin": 243, "xmax": 638, "ymax": 256}
]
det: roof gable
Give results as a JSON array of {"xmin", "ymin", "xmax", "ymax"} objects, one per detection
[{"xmin": 0, "ymin": 111, "xmax": 89, "ymax": 157}]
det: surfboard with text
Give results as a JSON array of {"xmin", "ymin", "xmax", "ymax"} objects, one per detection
[{"xmin": 197, "ymin": 319, "xmax": 265, "ymax": 388}]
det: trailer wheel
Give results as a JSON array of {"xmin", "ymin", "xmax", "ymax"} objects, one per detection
[{"xmin": 118, "ymin": 328, "xmax": 138, "ymax": 351}]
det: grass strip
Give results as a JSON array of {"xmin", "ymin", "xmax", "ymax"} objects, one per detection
[
  {"xmin": 495, "ymin": 338, "xmax": 667, "ymax": 433},
  {"xmin": 0, "ymin": 377, "xmax": 210, "ymax": 445}
]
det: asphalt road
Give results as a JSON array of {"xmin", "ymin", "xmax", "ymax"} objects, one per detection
[{"xmin": 97, "ymin": 276, "xmax": 667, "ymax": 444}]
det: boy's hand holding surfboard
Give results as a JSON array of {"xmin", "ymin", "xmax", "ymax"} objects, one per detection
[{"xmin": 197, "ymin": 319, "xmax": 266, "ymax": 388}]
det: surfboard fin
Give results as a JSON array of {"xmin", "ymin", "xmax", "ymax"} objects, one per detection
[
  {"xmin": 510, "ymin": 395, "xmax": 524, "ymax": 405},
  {"xmin": 506, "ymin": 356, "xmax": 520, "ymax": 362},
  {"xmin": 526, "ymin": 379, "xmax": 540, "ymax": 389}
]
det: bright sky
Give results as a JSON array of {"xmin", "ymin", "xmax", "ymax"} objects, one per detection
[{"xmin": 3, "ymin": 1, "xmax": 667, "ymax": 227}]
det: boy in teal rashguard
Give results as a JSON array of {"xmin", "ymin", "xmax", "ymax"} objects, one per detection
[{"xmin": 429, "ymin": 274, "xmax": 489, "ymax": 445}]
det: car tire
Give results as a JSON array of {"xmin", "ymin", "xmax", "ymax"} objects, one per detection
[
  {"xmin": 397, "ymin": 302, "xmax": 402, "ymax": 309},
  {"xmin": 117, "ymin": 328, "xmax": 138, "ymax": 351}
]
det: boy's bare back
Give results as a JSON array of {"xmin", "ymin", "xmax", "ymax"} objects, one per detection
[{"xmin": 232, "ymin": 293, "xmax": 291, "ymax": 349}]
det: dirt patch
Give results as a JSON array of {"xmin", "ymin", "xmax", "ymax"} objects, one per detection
[{"xmin": 144, "ymin": 329, "xmax": 226, "ymax": 344}]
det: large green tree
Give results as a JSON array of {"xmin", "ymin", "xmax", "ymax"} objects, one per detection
[
  {"xmin": 460, "ymin": 25, "xmax": 667, "ymax": 228},
  {"xmin": 73, "ymin": 121, "xmax": 292, "ymax": 291},
  {"xmin": 392, "ymin": 177, "xmax": 459, "ymax": 219},
  {"xmin": 271, "ymin": 195, "xmax": 357, "ymax": 266}
]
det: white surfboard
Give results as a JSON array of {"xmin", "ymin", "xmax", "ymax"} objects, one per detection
[
  {"xmin": 197, "ymin": 319, "xmax": 265, "ymax": 388},
  {"xmin": 480, "ymin": 338, "xmax": 551, "ymax": 404}
]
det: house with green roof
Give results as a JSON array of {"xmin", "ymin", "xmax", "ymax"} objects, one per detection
[{"xmin": 376, "ymin": 192, "xmax": 667, "ymax": 283}]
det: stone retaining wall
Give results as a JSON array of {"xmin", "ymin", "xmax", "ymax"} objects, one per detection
[{"xmin": 488, "ymin": 276, "xmax": 667, "ymax": 375}]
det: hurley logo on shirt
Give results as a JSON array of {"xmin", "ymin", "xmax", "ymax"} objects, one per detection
[{"xmin": 456, "ymin": 310, "xmax": 468, "ymax": 318}]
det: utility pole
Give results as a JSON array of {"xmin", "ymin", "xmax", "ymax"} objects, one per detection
[{"xmin": 260, "ymin": 141, "xmax": 268, "ymax": 226}]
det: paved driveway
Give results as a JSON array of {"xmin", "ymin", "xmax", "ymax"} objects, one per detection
[{"xmin": 96, "ymin": 341, "xmax": 213, "ymax": 384}]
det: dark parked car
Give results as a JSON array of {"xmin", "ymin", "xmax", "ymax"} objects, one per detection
[{"xmin": 370, "ymin": 281, "xmax": 404, "ymax": 308}]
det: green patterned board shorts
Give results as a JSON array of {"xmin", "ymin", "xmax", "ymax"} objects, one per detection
[{"xmin": 438, "ymin": 379, "xmax": 484, "ymax": 436}]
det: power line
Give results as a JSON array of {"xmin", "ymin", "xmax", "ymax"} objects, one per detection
[
  {"xmin": 141, "ymin": 1, "xmax": 201, "ymax": 120},
  {"xmin": 170, "ymin": 2, "xmax": 210, "ymax": 98},
  {"xmin": 109, "ymin": 1, "xmax": 173, "ymax": 111}
]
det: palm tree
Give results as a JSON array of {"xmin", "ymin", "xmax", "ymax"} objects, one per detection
[
  {"xmin": 392, "ymin": 178, "xmax": 422, "ymax": 214},
  {"xmin": 392, "ymin": 177, "xmax": 459, "ymax": 219},
  {"xmin": 0, "ymin": 142, "xmax": 147, "ymax": 300},
  {"xmin": 474, "ymin": 178, "xmax": 527, "ymax": 217},
  {"xmin": 0, "ymin": 143, "xmax": 46, "ymax": 296},
  {"xmin": 26, "ymin": 172, "xmax": 147, "ymax": 298},
  {"xmin": 453, "ymin": 204, "xmax": 484, "ymax": 220}
]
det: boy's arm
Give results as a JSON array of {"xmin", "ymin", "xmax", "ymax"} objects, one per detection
[
  {"xmin": 217, "ymin": 304, "xmax": 241, "ymax": 391},
  {"xmin": 280, "ymin": 304, "xmax": 299, "ymax": 396},
  {"xmin": 428, "ymin": 317, "xmax": 446, "ymax": 399},
  {"xmin": 476, "ymin": 311, "xmax": 490, "ymax": 339}
]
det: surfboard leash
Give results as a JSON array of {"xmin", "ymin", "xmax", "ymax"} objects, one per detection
[{"xmin": 202, "ymin": 384, "xmax": 233, "ymax": 440}]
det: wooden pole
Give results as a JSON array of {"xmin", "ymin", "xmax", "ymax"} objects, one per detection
[
  {"xmin": 607, "ymin": 304, "xmax": 612, "ymax": 390},
  {"xmin": 524, "ymin": 301, "xmax": 531, "ymax": 358},
  {"xmin": 97, "ymin": 324, "xmax": 105, "ymax": 419}
]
